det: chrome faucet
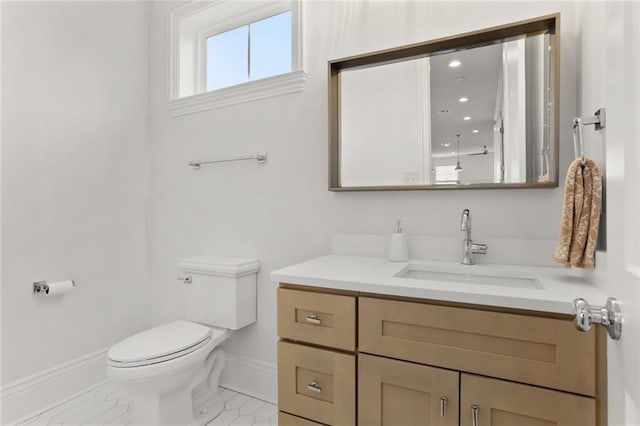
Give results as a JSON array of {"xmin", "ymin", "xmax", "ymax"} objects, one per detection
[{"xmin": 460, "ymin": 209, "xmax": 487, "ymax": 265}]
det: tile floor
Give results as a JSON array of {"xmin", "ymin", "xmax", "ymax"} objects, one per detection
[{"xmin": 17, "ymin": 382, "xmax": 278, "ymax": 426}]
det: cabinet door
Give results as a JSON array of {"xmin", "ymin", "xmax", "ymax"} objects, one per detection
[
  {"xmin": 359, "ymin": 297, "xmax": 596, "ymax": 396},
  {"xmin": 359, "ymin": 354, "xmax": 459, "ymax": 426},
  {"xmin": 460, "ymin": 374, "xmax": 596, "ymax": 426},
  {"xmin": 278, "ymin": 341, "xmax": 355, "ymax": 425}
]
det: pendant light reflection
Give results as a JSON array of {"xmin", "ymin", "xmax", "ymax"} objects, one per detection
[{"xmin": 454, "ymin": 134, "xmax": 463, "ymax": 171}]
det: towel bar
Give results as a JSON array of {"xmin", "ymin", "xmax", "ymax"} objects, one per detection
[
  {"xmin": 572, "ymin": 108, "xmax": 605, "ymax": 164},
  {"xmin": 189, "ymin": 154, "xmax": 268, "ymax": 169}
]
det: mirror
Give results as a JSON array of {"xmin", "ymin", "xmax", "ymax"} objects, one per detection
[{"xmin": 329, "ymin": 14, "xmax": 559, "ymax": 191}]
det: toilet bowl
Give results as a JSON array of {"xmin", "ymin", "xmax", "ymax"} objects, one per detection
[
  {"xmin": 107, "ymin": 256, "xmax": 259, "ymax": 425},
  {"xmin": 108, "ymin": 321, "xmax": 231, "ymax": 426}
]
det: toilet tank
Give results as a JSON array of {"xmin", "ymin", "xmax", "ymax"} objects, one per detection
[{"xmin": 177, "ymin": 256, "xmax": 260, "ymax": 330}]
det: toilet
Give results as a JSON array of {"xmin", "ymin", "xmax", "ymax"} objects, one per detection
[{"xmin": 107, "ymin": 256, "xmax": 260, "ymax": 426}]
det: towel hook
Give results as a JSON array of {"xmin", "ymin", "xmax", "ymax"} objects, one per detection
[{"xmin": 572, "ymin": 108, "xmax": 606, "ymax": 165}]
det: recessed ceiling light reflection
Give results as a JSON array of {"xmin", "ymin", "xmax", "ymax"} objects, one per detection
[
  {"xmin": 449, "ymin": 60, "xmax": 461, "ymax": 68},
  {"xmin": 441, "ymin": 142, "xmax": 451, "ymax": 147},
  {"xmin": 463, "ymin": 116, "xmax": 471, "ymax": 120},
  {"xmin": 451, "ymin": 151, "xmax": 456, "ymax": 155},
  {"xmin": 472, "ymin": 129, "xmax": 479, "ymax": 133},
  {"xmin": 458, "ymin": 97, "xmax": 468, "ymax": 103}
]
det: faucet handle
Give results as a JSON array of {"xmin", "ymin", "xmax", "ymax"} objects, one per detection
[
  {"xmin": 471, "ymin": 243, "xmax": 487, "ymax": 254},
  {"xmin": 460, "ymin": 209, "xmax": 470, "ymax": 231}
]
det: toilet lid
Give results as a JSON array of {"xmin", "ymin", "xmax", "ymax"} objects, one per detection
[{"xmin": 108, "ymin": 320, "xmax": 216, "ymax": 367}]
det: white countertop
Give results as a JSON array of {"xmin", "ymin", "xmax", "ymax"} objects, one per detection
[{"xmin": 271, "ymin": 255, "xmax": 608, "ymax": 315}]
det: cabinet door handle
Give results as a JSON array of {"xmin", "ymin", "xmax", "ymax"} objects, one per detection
[
  {"xmin": 440, "ymin": 396, "xmax": 448, "ymax": 417},
  {"xmin": 471, "ymin": 404, "xmax": 479, "ymax": 426},
  {"xmin": 306, "ymin": 314, "xmax": 321, "ymax": 325},
  {"xmin": 307, "ymin": 380, "xmax": 322, "ymax": 393}
]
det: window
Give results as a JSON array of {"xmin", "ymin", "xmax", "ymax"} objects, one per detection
[
  {"xmin": 168, "ymin": 1, "xmax": 305, "ymax": 116},
  {"xmin": 205, "ymin": 11, "xmax": 292, "ymax": 91},
  {"xmin": 435, "ymin": 165, "xmax": 460, "ymax": 184}
]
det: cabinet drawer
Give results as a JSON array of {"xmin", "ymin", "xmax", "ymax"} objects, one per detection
[
  {"xmin": 279, "ymin": 412, "xmax": 325, "ymax": 426},
  {"xmin": 278, "ymin": 288, "xmax": 356, "ymax": 351},
  {"xmin": 461, "ymin": 374, "xmax": 595, "ymax": 426},
  {"xmin": 278, "ymin": 341, "xmax": 355, "ymax": 426},
  {"xmin": 359, "ymin": 354, "xmax": 459, "ymax": 426},
  {"xmin": 359, "ymin": 297, "xmax": 596, "ymax": 396}
]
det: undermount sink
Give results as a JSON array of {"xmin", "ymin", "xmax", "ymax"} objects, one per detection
[{"xmin": 396, "ymin": 263, "xmax": 543, "ymax": 289}]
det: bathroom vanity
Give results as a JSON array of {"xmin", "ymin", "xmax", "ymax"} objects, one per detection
[{"xmin": 272, "ymin": 255, "xmax": 608, "ymax": 426}]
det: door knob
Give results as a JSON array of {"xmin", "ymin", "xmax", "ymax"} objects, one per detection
[{"xmin": 573, "ymin": 297, "xmax": 622, "ymax": 340}]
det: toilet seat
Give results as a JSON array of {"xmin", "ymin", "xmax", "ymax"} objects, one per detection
[{"xmin": 108, "ymin": 320, "xmax": 227, "ymax": 368}]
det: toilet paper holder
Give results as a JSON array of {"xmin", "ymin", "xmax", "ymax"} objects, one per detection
[{"xmin": 33, "ymin": 280, "xmax": 75, "ymax": 294}]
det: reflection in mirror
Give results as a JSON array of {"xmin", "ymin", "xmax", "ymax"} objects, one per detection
[{"xmin": 331, "ymin": 15, "xmax": 558, "ymax": 190}]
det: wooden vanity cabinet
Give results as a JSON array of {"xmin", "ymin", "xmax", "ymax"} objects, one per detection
[
  {"xmin": 277, "ymin": 286, "xmax": 602, "ymax": 426},
  {"xmin": 278, "ymin": 341, "xmax": 355, "ymax": 425},
  {"xmin": 278, "ymin": 288, "xmax": 356, "ymax": 351},
  {"xmin": 460, "ymin": 374, "xmax": 595, "ymax": 426},
  {"xmin": 359, "ymin": 354, "xmax": 459, "ymax": 426},
  {"xmin": 359, "ymin": 297, "xmax": 597, "ymax": 396},
  {"xmin": 277, "ymin": 288, "xmax": 357, "ymax": 425}
]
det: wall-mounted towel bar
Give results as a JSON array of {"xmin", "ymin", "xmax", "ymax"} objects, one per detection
[
  {"xmin": 572, "ymin": 108, "xmax": 605, "ymax": 164},
  {"xmin": 189, "ymin": 154, "xmax": 268, "ymax": 169}
]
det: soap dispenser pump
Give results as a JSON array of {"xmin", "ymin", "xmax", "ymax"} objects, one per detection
[{"xmin": 389, "ymin": 220, "xmax": 409, "ymax": 262}]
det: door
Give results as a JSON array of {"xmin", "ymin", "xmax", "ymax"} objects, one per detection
[
  {"xmin": 460, "ymin": 374, "xmax": 595, "ymax": 426},
  {"xmin": 358, "ymin": 353, "xmax": 459, "ymax": 426},
  {"xmin": 580, "ymin": 2, "xmax": 640, "ymax": 425}
]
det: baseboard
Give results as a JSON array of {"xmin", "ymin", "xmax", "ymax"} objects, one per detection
[
  {"xmin": 220, "ymin": 352, "xmax": 277, "ymax": 404},
  {"xmin": 1, "ymin": 347, "xmax": 276, "ymax": 423},
  {"xmin": 0, "ymin": 348, "xmax": 108, "ymax": 424}
]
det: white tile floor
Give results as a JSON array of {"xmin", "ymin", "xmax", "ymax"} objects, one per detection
[{"xmin": 17, "ymin": 382, "xmax": 278, "ymax": 426}]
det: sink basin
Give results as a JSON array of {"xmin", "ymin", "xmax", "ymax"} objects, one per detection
[{"xmin": 396, "ymin": 263, "xmax": 543, "ymax": 289}]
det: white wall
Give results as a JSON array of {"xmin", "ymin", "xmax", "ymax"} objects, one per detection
[
  {"xmin": 147, "ymin": 0, "xmax": 578, "ymax": 389},
  {"xmin": 460, "ymin": 154, "xmax": 495, "ymax": 184},
  {"xmin": 1, "ymin": 0, "xmax": 151, "ymax": 390},
  {"xmin": 502, "ymin": 39, "xmax": 527, "ymax": 182},
  {"xmin": 340, "ymin": 59, "xmax": 426, "ymax": 186}
]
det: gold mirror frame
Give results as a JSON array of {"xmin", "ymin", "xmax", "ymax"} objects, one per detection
[{"xmin": 328, "ymin": 14, "xmax": 559, "ymax": 191}]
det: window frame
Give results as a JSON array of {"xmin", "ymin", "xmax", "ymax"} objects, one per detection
[
  {"xmin": 168, "ymin": 0, "xmax": 305, "ymax": 117},
  {"xmin": 196, "ymin": 5, "xmax": 294, "ymax": 93}
]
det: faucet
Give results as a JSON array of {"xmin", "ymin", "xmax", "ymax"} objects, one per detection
[{"xmin": 460, "ymin": 209, "xmax": 488, "ymax": 265}]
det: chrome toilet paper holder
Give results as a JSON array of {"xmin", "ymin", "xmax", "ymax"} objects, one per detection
[
  {"xmin": 33, "ymin": 280, "xmax": 75, "ymax": 294},
  {"xmin": 33, "ymin": 281, "xmax": 49, "ymax": 293}
]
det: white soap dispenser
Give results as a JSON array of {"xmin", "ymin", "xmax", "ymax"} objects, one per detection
[{"xmin": 389, "ymin": 220, "xmax": 409, "ymax": 262}]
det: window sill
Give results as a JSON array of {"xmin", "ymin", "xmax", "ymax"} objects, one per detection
[{"xmin": 167, "ymin": 70, "xmax": 307, "ymax": 117}]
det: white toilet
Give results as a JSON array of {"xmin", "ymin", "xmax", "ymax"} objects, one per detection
[{"xmin": 107, "ymin": 256, "xmax": 260, "ymax": 426}]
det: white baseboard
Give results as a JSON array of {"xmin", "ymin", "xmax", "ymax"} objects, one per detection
[
  {"xmin": 0, "ymin": 348, "xmax": 277, "ymax": 423},
  {"xmin": 0, "ymin": 348, "xmax": 108, "ymax": 424},
  {"xmin": 220, "ymin": 352, "xmax": 277, "ymax": 404}
]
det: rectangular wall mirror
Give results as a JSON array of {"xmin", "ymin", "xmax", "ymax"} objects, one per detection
[{"xmin": 329, "ymin": 14, "xmax": 559, "ymax": 191}]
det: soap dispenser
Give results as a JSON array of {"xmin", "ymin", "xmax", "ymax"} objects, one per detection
[{"xmin": 389, "ymin": 220, "xmax": 409, "ymax": 262}]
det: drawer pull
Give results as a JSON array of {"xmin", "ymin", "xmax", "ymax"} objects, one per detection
[
  {"xmin": 306, "ymin": 314, "xmax": 321, "ymax": 325},
  {"xmin": 440, "ymin": 396, "xmax": 448, "ymax": 417},
  {"xmin": 307, "ymin": 380, "xmax": 322, "ymax": 393},
  {"xmin": 471, "ymin": 404, "xmax": 479, "ymax": 426}
]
